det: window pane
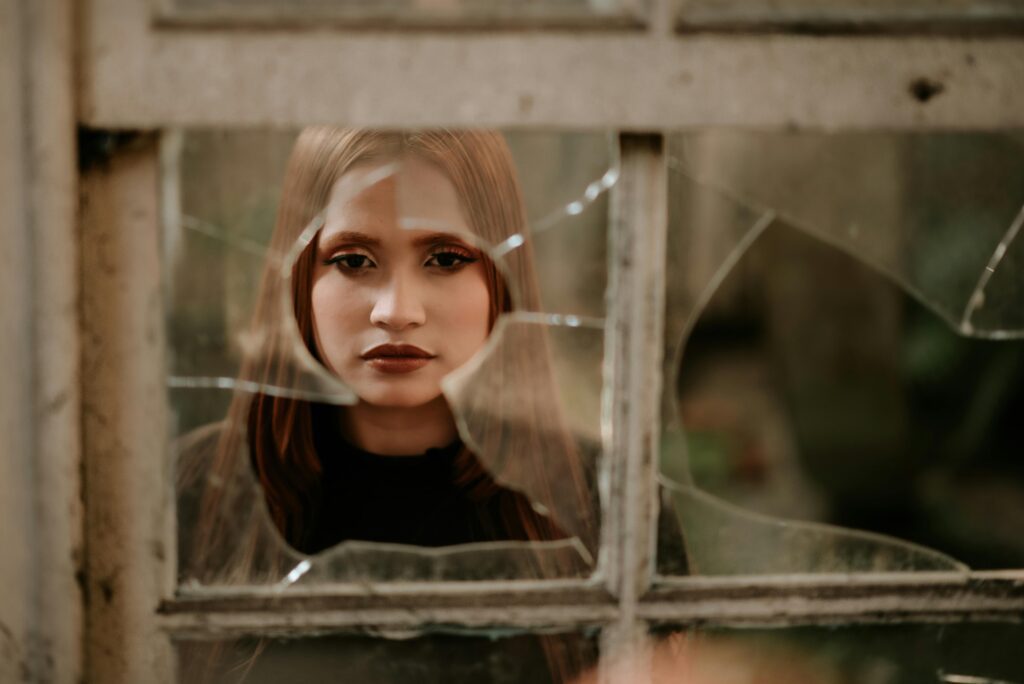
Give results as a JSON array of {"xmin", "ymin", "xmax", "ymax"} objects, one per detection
[
  {"xmin": 175, "ymin": 631, "xmax": 599, "ymax": 683},
  {"xmin": 658, "ymin": 131, "xmax": 1024, "ymax": 576},
  {"xmin": 648, "ymin": 623, "xmax": 1024, "ymax": 683},
  {"xmin": 167, "ymin": 129, "xmax": 613, "ymax": 585},
  {"xmin": 677, "ymin": 0, "xmax": 1024, "ymax": 31}
]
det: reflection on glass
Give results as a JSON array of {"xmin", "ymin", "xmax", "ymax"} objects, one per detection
[
  {"xmin": 176, "ymin": 631, "xmax": 599, "ymax": 684},
  {"xmin": 659, "ymin": 132, "xmax": 1024, "ymax": 576},
  {"xmin": 169, "ymin": 129, "xmax": 612, "ymax": 585},
  {"xmin": 646, "ymin": 623, "xmax": 1024, "ymax": 684}
]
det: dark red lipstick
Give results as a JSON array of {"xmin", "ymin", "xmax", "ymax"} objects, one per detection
[{"xmin": 361, "ymin": 344, "xmax": 435, "ymax": 374}]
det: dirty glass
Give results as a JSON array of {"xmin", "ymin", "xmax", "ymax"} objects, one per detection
[
  {"xmin": 647, "ymin": 623, "xmax": 1024, "ymax": 684},
  {"xmin": 676, "ymin": 0, "xmax": 1024, "ymax": 31},
  {"xmin": 175, "ymin": 630, "xmax": 599, "ymax": 684},
  {"xmin": 166, "ymin": 129, "xmax": 614, "ymax": 585},
  {"xmin": 157, "ymin": 0, "xmax": 637, "ymax": 26},
  {"xmin": 658, "ymin": 131, "xmax": 1024, "ymax": 576}
]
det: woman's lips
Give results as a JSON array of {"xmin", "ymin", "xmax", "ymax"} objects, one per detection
[
  {"xmin": 366, "ymin": 357, "xmax": 431, "ymax": 373},
  {"xmin": 361, "ymin": 344, "xmax": 434, "ymax": 374}
]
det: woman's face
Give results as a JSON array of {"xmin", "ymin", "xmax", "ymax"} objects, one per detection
[{"xmin": 310, "ymin": 156, "xmax": 491, "ymax": 409}]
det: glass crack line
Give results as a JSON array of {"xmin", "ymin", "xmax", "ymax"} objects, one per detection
[
  {"xmin": 666, "ymin": 157, "xmax": 777, "ymax": 226},
  {"xmin": 181, "ymin": 214, "xmax": 275, "ymax": 259},
  {"xmin": 275, "ymin": 560, "xmax": 312, "ymax": 590},
  {"xmin": 509, "ymin": 312, "xmax": 605, "ymax": 329},
  {"xmin": 680, "ymin": 210, "xmax": 776, "ymax": 346},
  {"xmin": 167, "ymin": 376, "xmax": 354, "ymax": 403},
  {"xmin": 491, "ymin": 166, "xmax": 620, "ymax": 260},
  {"xmin": 667, "ymin": 157, "xmax": 1014, "ymax": 339},
  {"xmin": 961, "ymin": 200, "xmax": 1024, "ymax": 334},
  {"xmin": 940, "ymin": 673, "xmax": 1022, "ymax": 684},
  {"xmin": 659, "ymin": 476, "xmax": 969, "ymax": 573},
  {"xmin": 280, "ymin": 161, "xmax": 403, "ymax": 278}
]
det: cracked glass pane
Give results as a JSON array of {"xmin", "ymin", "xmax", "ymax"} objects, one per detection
[
  {"xmin": 647, "ymin": 623, "xmax": 1024, "ymax": 684},
  {"xmin": 659, "ymin": 131, "xmax": 1024, "ymax": 576},
  {"xmin": 175, "ymin": 631, "xmax": 599, "ymax": 684},
  {"xmin": 168, "ymin": 129, "xmax": 613, "ymax": 585}
]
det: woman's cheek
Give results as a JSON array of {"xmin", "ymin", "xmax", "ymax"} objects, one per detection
[
  {"xmin": 446, "ymin": 268, "xmax": 492, "ymax": 364},
  {"xmin": 310, "ymin": 278, "xmax": 360, "ymax": 373}
]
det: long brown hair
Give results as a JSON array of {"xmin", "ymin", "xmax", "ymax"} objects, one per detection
[{"xmin": 179, "ymin": 129, "xmax": 596, "ymax": 584}]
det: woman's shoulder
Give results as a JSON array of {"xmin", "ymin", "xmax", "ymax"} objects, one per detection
[
  {"xmin": 173, "ymin": 420, "xmax": 245, "ymax": 487},
  {"xmin": 174, "ymin": 420, "xmax": 294, "ymax": 584}
]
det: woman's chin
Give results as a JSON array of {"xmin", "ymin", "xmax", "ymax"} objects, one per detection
[{"xmin": 356, "ymin": 387, "xmax": 446, "ymax": 410}]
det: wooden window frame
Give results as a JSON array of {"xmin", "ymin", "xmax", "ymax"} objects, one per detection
[{"xmin": 4, "ymin": 0, "xmax": 1021, "ymax": 680}]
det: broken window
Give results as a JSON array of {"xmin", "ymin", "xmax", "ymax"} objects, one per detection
[
  {"xmin": 156, "ymin": 125, "xmax": 1024, "ymax": 680},
  {"xmin": 166, "ymin": 129, "xmax": 615, "ymax": 586},
  {"xmin": 62, "ymin": 1, "xmax": 1024, "ymax": 676},
  {"xmin": 659, "ymin": 131, "xmax": 1024, "ymax": 576}
]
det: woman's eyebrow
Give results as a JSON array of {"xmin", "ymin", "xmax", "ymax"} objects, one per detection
[
  {"xmin": 319, "ymin": 230, "xmax": 381, "ymax": 252},
  {"xmin": 411, "ymin": 232, "xmax": 474, "ymax": 248}
]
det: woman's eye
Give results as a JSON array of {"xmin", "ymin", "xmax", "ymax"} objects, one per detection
[
  {"xmin": 425, "ymin": 250, "xmax": 478, "ymax": 270},
  {"xmin": 327, "ymin": 253, "xmax": 376, "ymax": 271}
]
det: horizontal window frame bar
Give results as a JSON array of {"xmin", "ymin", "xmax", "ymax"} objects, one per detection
[
  {"xmin": 650, "ymin": 570, "xmax": 1024, "ymax": 595},
  {"xmin": 165, "ymin": 581, "xmax": 612, "ymax": 613},
  {"xmin": 159, "ymin": 572, "xmax": 1024, "ymax": 635},
  {"xmin": 150, "ymin": 0, "xmax": 1024, "ymax": 36},
  {"xmin": 643, "ymin": 573, "xmax": 1024, "ymax": 626},
  {"xmin": 160, "ymin": 602, "xmax": 618, "ymax": 638},
  {"xmin": 81, "ymin": 1, "xmax": 1024, "ymax": 129},
  {"xmin": 160, "ymin": 608, "xmax": 615, "ymax": 639},
  {"xmin": 166, "ymin": 571, "xmax": 1024, "ymax": 610},
  {"xmin": 159, "ymin": 597, "xmax": 1024, "ymax": 637}
]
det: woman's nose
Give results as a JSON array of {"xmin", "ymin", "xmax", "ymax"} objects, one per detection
[{"xmin": 369, "ymin": 271, "xmax": 426, "ymax": 331}]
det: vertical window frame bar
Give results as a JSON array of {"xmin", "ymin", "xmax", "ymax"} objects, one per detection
[
  {"xmin": 81, "ymin": 134, "xmax": 176, "ymax": 684},
  {"xmin": 600, "ymin": 133, "xmax": 669, "ymax": 679}
]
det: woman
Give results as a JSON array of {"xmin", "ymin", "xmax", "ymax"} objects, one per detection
[
  {"xmin": 177, "ymin": 128, "xmax": 597, "ymax": 587},
  {"xmin": 174, "ymin": 128, "xmax": 599, "ymax": 682}
]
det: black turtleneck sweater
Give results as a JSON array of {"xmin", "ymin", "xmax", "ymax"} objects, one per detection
[{"xmin": 303, "ymin": 420, "xmax": 560, "ymax": 554}]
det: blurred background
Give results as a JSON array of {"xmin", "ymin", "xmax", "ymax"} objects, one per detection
[{"xmin": 664, "ymin": 131, "xmax": 1024, "ymax": 571}]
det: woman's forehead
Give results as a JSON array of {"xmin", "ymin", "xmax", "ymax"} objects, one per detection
[{"xmin": 323, "ymin": 156, "xmax": 470, "ymax": 239}]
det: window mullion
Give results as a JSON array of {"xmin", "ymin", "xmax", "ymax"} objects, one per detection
[
  {"xmin": 600, "ymin": 132, "xmax": 668, "ymax": 675},
  {"xmin": 81, "ymin": 134, "xmax": 175, "ymax": 684}
]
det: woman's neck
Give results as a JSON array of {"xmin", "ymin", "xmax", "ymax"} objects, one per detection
[{"xmin": 340, "ymin": 397, "xmax": 458, "ymax": 456}]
